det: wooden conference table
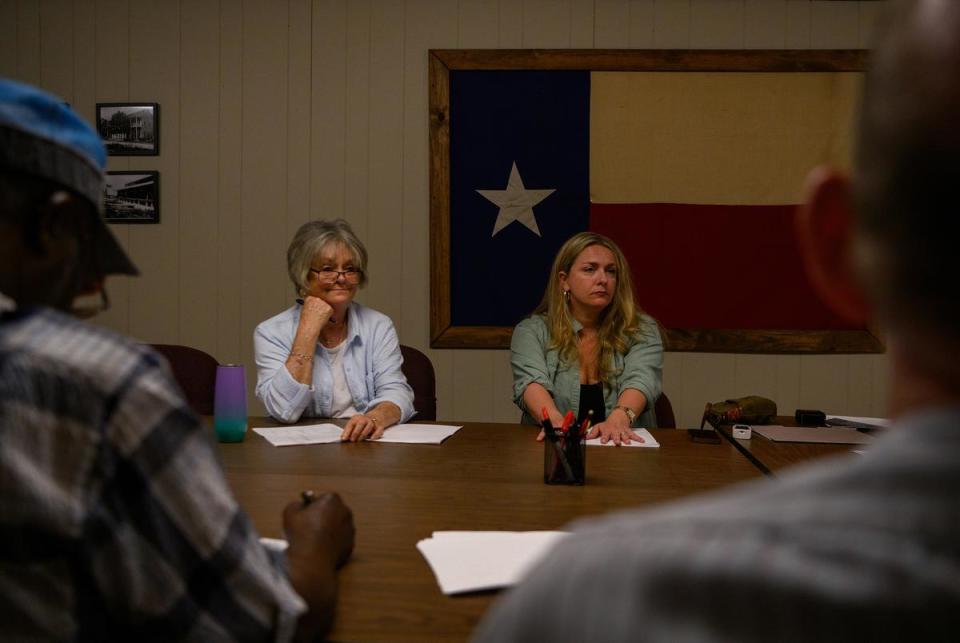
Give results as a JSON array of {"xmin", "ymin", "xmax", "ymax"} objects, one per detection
[{"xmin": 215, "ymin": 419, "xmax": 764, "ymax": 642}]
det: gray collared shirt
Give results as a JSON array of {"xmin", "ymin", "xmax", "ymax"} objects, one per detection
[{"xmin": 510, "ymin": 313, "xmax": 663, "ymax": 427}]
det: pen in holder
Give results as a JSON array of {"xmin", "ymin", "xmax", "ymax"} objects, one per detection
[
  {"xmin": 543, "ymin": 426, "xmax": 586, "ymax": 486},
  {"xmin": 214, "ymin": 364, "xmax": 248, "ymax": 443}
]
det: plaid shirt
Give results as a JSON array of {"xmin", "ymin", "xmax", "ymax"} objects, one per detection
[{"xmin": 0, "ymin": 305, "xmax": 305, "ymax": 641}]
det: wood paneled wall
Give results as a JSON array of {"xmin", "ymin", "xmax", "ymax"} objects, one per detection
[{"xmin": 1, "ymin": 0, "xmax": 889, "ymax": 427}]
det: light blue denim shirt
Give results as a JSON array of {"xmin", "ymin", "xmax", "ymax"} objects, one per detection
[
  {"xmin": 254, "ymin": 302, "xmax": 414, "ymax": 424},
  {"xmin": 510, "ymin": 313, "xmax": 663, "ymax": 427}
]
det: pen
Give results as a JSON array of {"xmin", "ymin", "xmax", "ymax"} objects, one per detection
[
  {"xmin": 542, "ymin": 407, "xmax": 575, "ymax": 482},
  {"xmin": 560, "ymin": 410, "xmax": 575, "ymax": 434},
  {"xmin": 577, "ymin": 410, "xmax": 593, "ymax": 439},
  {"xmin": 301, "ymin": 490, "xmax": 315, "ymax": 506},
  {"xmin": 540, "ymin": 407, "xmax": 557, "ymax": 440}
]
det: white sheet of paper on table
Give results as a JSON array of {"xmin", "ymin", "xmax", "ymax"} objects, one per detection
[
  {"xmin": 376, "ymin": 423, "xmax": 463, "ymax": 444},
  {"xmin": 259, "ymin": 537, "xmax": 289, "ymax": 552},
  {"xmin": 253, "ymin": 423, "xmax": 463, "ymax": 446},
  {"xmin": 584, "ymin": 427, "xmax": 659, "ymax": 448},
  {"xmin": 253, "ymin": 423, "xmax": 343, "ymax": 446},
  {"xmin": 417, "ymin": 531, "xmax": 569, "ymax": 595}
]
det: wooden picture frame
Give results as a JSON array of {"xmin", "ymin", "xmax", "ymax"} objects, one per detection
[
  {"xmin": 429, "ymin": 49, "xmax": 882, "ymax": 354},
  {"xmin": 104, "ymin": 171, "xmax": 160, "ymax": 223},
  {"xmin": 96, "ymin": 102, "xmax": 160, "ymax": 156}
]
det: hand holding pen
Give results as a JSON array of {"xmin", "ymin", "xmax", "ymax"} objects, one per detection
[{"xmin": 284, "ymin": 490, "xmax": 355, "ymax": 569}]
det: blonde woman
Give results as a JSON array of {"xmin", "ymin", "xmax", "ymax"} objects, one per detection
[
  {"xmin": 254, "ymin": 219, "xmax": 414, "ymax": 440},
  {"xmin": 511, "ymin": 232, "xmax": 663, "ymax": 445}
]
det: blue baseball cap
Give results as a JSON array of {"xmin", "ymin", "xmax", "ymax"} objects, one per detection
[{"xmin": 0, "ymin": 78, "xmax": 138, "ymax": 276}]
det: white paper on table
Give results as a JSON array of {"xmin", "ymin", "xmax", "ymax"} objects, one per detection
[
  {"xmin": 752, "ymin": 425, "xmax": 875, "ymax": 445},
  {"xmin": 253, "ymin": 423, "xmax": 343, "ymax": 446},
  {"xmin": 259, "ymin": 537, "xmax": 289, "ymax": 552},
  {"xmin": 416, "ymin": 531, "xmax": 569, "ymax": 595},
  {"xmin": 377, "ymin": 423, "xmax": 463, "ymax": 444},
  {"xmin": 585, "ymin": 428, "xmax": 659, "ymax": 448},
  {"xmin": 253, "ymin": 422, "xmax": 463, "ymax": 447}
]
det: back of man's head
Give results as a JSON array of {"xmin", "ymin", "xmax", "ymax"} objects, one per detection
[{"xmin": 853, "ymin": 0, "xmax": 960, "ymax": 348}]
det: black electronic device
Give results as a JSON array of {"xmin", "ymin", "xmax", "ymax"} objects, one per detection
[
  {"xmin": 688, "ymin": 428, "xmax": 722, "ymax": 444},
  {"xmin": 795, "ymin": 409, "xmax": 826, "ymax": 426}
]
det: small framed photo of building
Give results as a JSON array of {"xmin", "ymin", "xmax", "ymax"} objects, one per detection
[
  {"xmin": 96, "ymin": 102, "xmax": 159, "ymax": 155},
  {"xmin": 105, "ymin": 171, "xmax": 160, "ymax": 223}
]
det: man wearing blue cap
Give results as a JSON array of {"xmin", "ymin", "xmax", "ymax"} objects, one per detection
[{"xmin": 0, "ymin": 79, "xmax": 354, "ymax": 640}]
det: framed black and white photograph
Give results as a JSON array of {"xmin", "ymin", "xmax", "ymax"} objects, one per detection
[
  {"xmin": 96, "ymin": 102, "xmax": 159, "ymax": 155},
  {"xmin": 105, "ymin": 171, "xmax": 160, "ymax": 223}
]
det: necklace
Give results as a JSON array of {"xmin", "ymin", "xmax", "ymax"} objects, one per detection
[{"xmin": 320, "ymin": 322, "xmax": 346, "ymax": 348}]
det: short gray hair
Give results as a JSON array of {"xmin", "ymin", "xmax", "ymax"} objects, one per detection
[{"xmin": 287, "ymin": 219, "xmax": 369, "ymax": 295}]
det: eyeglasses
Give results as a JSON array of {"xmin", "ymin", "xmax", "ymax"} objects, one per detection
[{"xmin": 309, "ymin": 267, "xmax": 362, "ymax": 284}]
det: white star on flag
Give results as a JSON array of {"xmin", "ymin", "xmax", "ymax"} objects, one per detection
[{"xmin": 476, "ymin": 162, "xmax": 556, "ymax": 237}]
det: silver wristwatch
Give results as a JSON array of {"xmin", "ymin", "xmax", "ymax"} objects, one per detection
[{"xmin": 613, "ymin": 405, "xmax": 637, "ymax": 424}]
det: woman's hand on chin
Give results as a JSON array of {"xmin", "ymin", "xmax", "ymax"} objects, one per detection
[{"xmin": 299, "ymin": 296, "xmax": 335, "ymax": 334}]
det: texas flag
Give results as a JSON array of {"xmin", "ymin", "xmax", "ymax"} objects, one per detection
[{"xmin": 448, "ymin": 69, "xmax": 861, "ymax": 333}]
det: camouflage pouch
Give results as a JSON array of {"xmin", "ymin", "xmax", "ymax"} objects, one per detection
[{"xmin": 700, "ymin": 396, "xmax": 777, "ymax": 429}]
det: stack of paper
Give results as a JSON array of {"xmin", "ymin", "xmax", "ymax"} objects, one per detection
[
  {"xmin": 417, "ymin": 531, "xmax": 568, "ymax": 594},
  {"xmin": 253, "ymin": 423, "xmax": 463, "ymax": 447},
  {"xmin": 585, "ymin": 427, "xmax": 659, "ymax": 448}
]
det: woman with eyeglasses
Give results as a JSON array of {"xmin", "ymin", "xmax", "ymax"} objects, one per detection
[
  {"xmin": 511, "ymin": 231, "xmax": 663, "ymax": 445},
  {"xmin": 254, "ymin": 219, "xmax": 414, "ymax": 440}
]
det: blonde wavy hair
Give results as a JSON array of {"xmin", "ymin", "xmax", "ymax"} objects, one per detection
[{"xmin": 533, "ymin": 232, "xmax": 650, "ymax": 383}]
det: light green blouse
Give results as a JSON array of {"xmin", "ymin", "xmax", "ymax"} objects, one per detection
[{"xmin": 510, "ymin": 314, "xmax": 663, "ymax": 427}]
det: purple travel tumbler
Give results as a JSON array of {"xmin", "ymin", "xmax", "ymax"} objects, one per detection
[{"xmin": 214, "ymin": 364, "xmax": 247, "ymax": 442}]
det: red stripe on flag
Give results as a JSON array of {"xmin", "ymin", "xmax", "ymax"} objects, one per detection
[{"xmin": 590, "ymin": 203, "xmax": 861, "ymax": 331}]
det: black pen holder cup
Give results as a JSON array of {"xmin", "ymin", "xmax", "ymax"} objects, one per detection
[{"xmin": 543, "ymin": 433, "xmax": 586, "ymax": 485}]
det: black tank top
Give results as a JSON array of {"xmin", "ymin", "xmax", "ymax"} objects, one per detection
[{"xmin": 578, "ymin": 382, "xmax": 606, "ymax": 425}]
